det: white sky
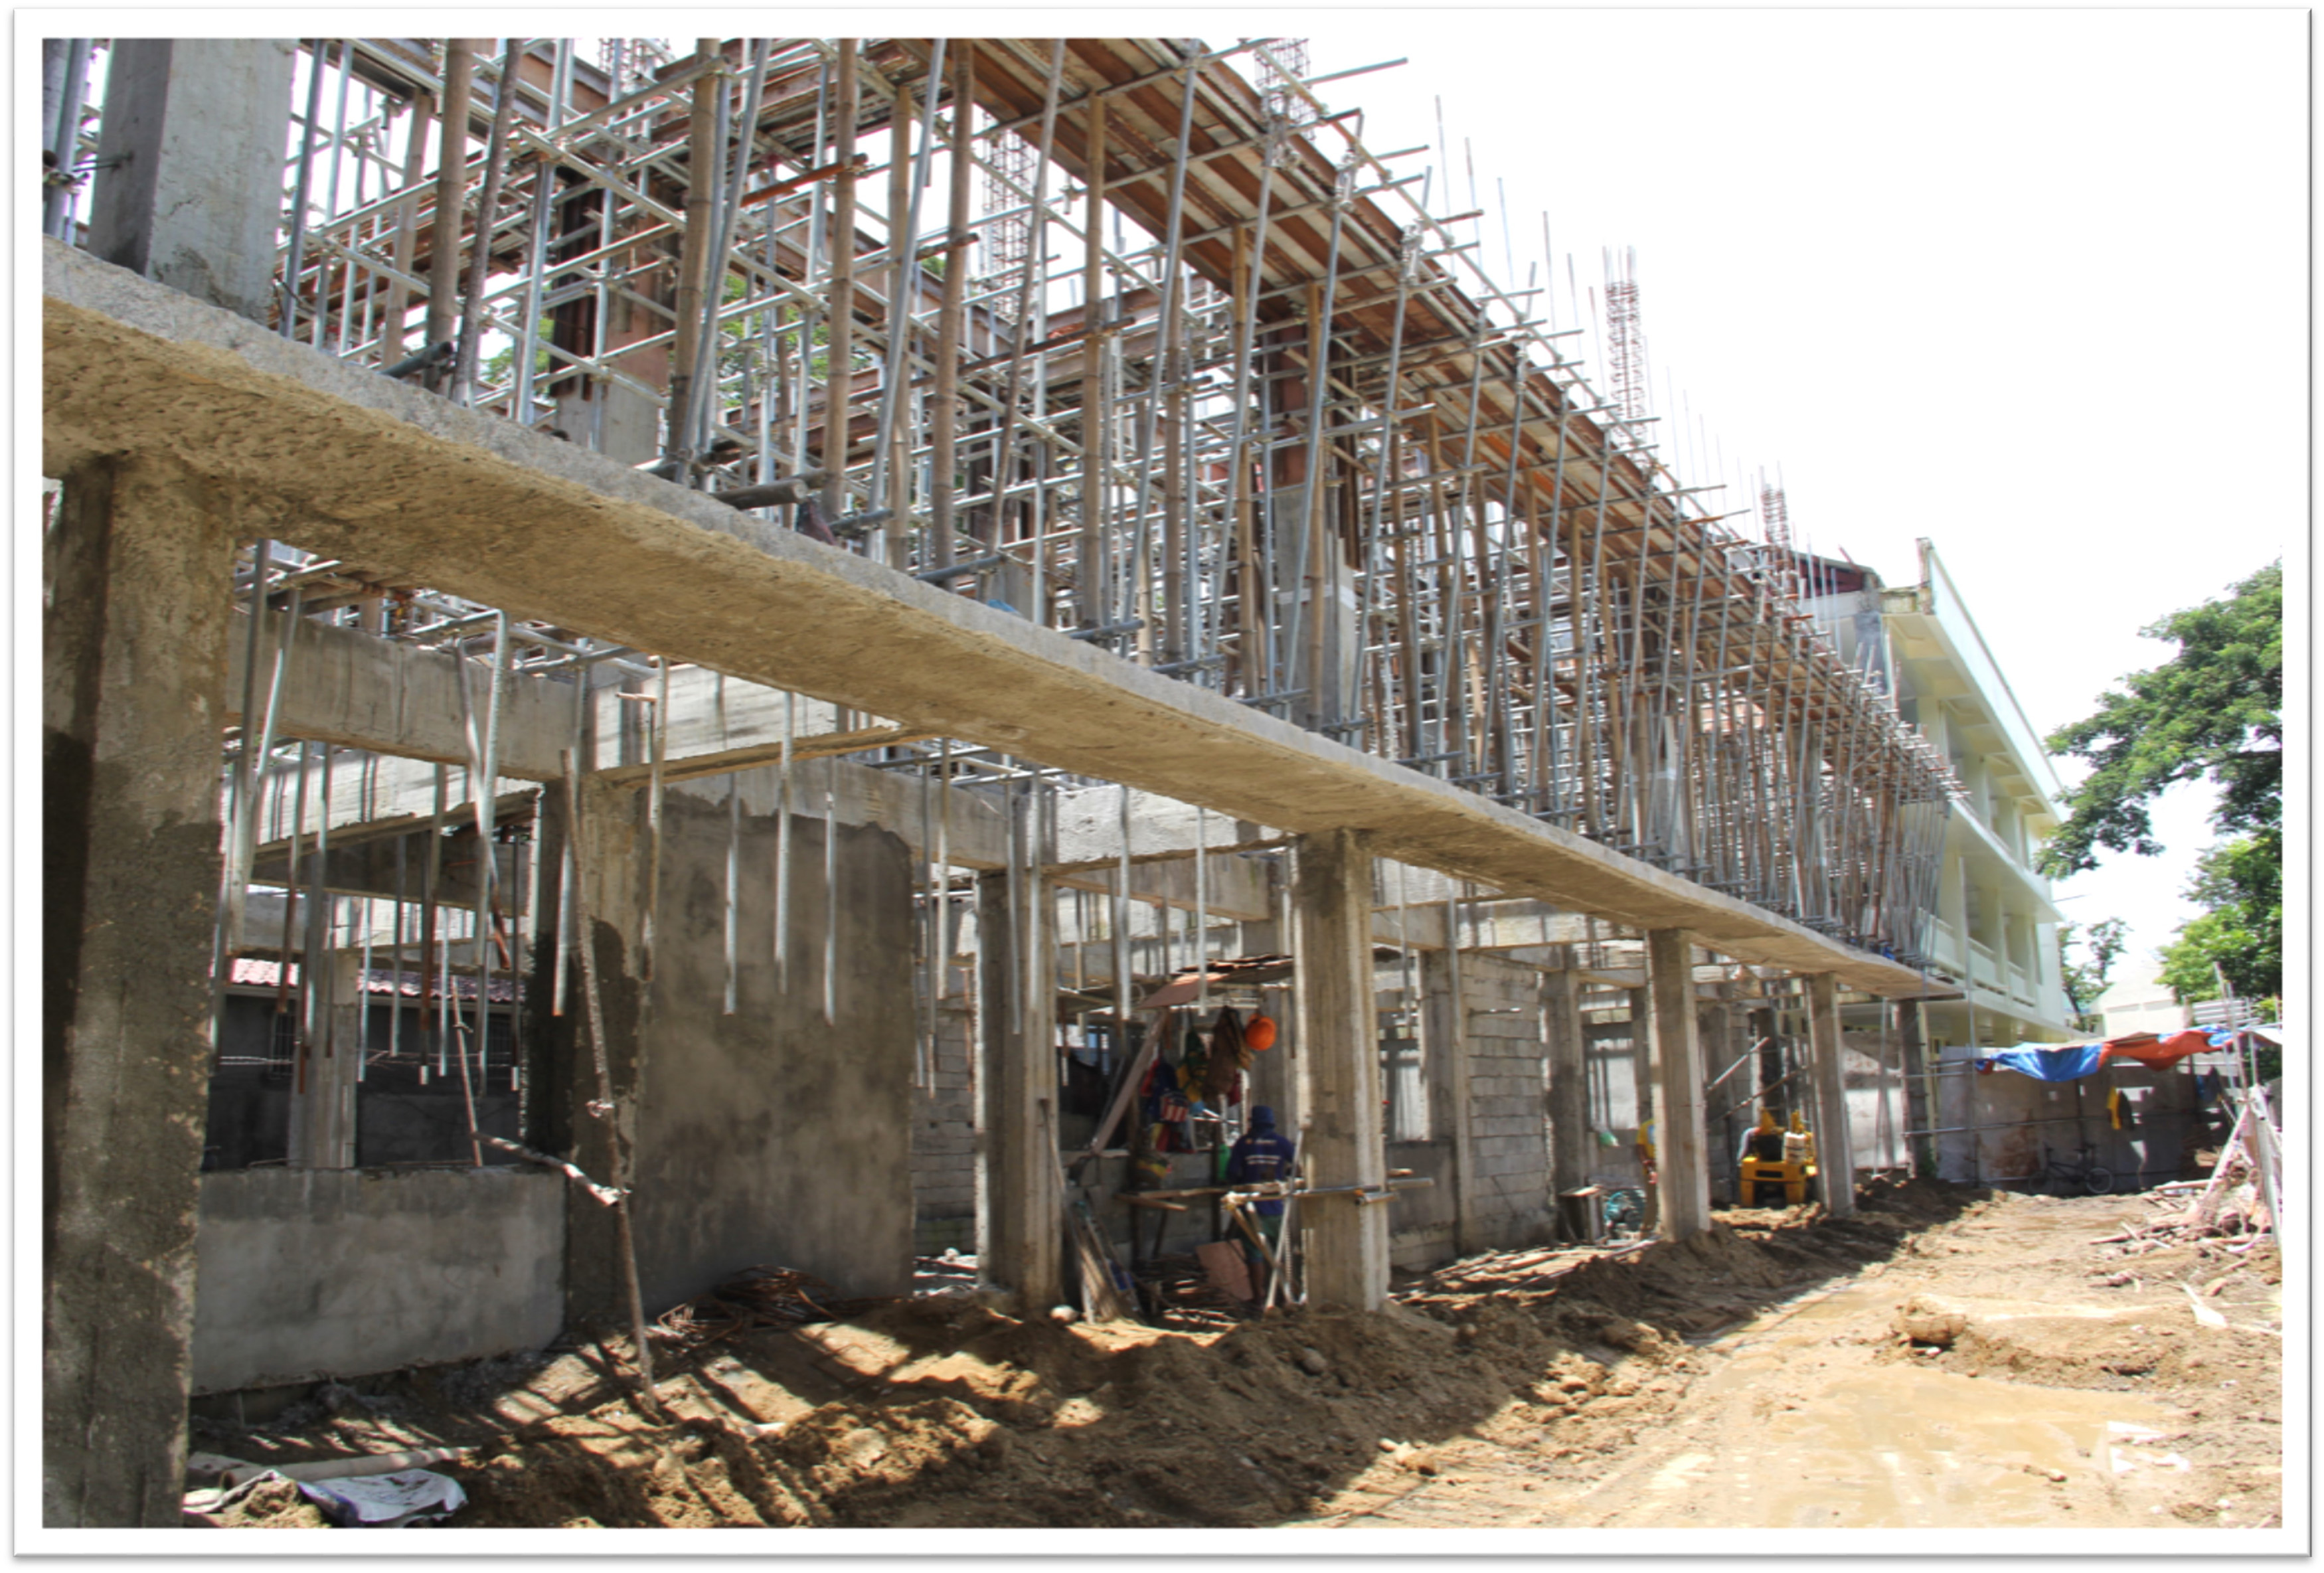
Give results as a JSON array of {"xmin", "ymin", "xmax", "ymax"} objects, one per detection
[{"xmin": 1296, "ymin": 9, "xmax": 2304, "ymax": 979}]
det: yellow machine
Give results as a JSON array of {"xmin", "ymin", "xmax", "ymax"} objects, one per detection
[{"xmin": 1738, "ymin": 1110, "xmax": 1819, "ymax": 1206}]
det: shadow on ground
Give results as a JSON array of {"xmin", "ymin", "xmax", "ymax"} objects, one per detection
[{"xmin": 188, "ymin": 1175, "xmax": 1997, "ymax": 1528}]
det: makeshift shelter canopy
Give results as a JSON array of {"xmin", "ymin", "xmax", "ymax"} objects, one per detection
[{"xmin": 1978, "ymin": 1029, "xmax": 2213, "ymax": 1081}]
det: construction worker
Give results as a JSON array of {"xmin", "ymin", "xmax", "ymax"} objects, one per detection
[
  {"xmin": 1224, "ymin": 1106, "xmax": 1295, "ymax": 1303},
  {"xmin": 1635, "ymin": 1118, "xmax": 1660, "ymax": 1232}
]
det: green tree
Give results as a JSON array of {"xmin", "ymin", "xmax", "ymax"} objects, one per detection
[
  {"xmin": 2056, "ymin": 917, "xmax": 2128, "ymax": 1035},
  {"xmin": 2039, "ymin": 562, "xmax": 2281, "ymax": 1019},
  {"xmin": 2156, "ymin": 836, "xmax": 2282, "ymax": 1005}
]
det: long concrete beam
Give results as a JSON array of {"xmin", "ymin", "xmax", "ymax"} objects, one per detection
[
  {"xmin": 43, "ymin": 240, "xmax": 1926, "ymax": 998},
  {"xmin": 226, "ymin": 606, "xmax": 573, "ymax": 780}
]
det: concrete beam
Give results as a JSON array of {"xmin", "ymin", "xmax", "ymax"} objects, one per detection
[
  {"xmin": 1450, "ymin": 901, "xmax": 1602, "ymax": 952},
  {"xmin": 1048, "ymin": 849, "xmax": 1274, "ymax": 922},
  {"xmin": 44, "ymin": 241, "xmax": 1929, "ymax": 999},
  {"xmin": 226, "ymin": 606, "xmax": 576, "ymax": 780},
  {"xmin": 262, "ymin": 743, "xmax": 1013, "ymax": 880},
  {"xmin": 1051, "ymin": 786, "xmax": 1284, "ymax": 870},
  {"xmin": 249, "ymin": 796, "xmax": 531, "ymax": 908},
  {"xmin": 1291, "ymin": 830, "xmax": 1388, "ymax": 1311},
  {"xmin": 227, "ymin": 608, "xmax": 932, "ymax": 795},
  {"xmin": 1646, "ymin": 929, "xmax": 1712, "ymax": 1242}
]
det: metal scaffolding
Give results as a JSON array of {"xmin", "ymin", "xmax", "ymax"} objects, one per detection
[{"xmin": 51, "ymin": 35, "xmax": 1959, "ymax": 993}]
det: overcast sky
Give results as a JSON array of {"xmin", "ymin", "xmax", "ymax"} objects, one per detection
[{"xmin": 1298, "ymin": 9, "xmax": 2303, "ymax": 979}]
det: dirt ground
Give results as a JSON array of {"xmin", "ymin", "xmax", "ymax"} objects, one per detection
[{"xmin": 188, "ymin": 1177, "xmax": 2283, "ymax": 1532}]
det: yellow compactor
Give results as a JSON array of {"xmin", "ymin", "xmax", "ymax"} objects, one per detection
[{"xmin": 1738, "ymin": 1110, "xmax": 1818, "ymax": 1206}]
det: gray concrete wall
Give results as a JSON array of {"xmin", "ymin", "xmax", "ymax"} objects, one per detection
[
  {"xmin": 189, "ymin": 1168, "xmax": 564, "ymax": 1394},
  {"xmin": 625, "ymin": 779, "xmax": 919, "ymax": 1311}
]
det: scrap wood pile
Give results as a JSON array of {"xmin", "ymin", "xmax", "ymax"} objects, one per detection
[
  {"xmin": 1126, "ymin": 1252, "xmax": 1250, "ymax": 1329},
  {"xmin": 1393, "ymin": 1239, "xmax": 1654, "ymax": 1313},
  {"xmin": 652, "ymin": 1266, "xmax": 884, "ymax": 1349},
  {"xmin": 2093, "ymin": 1092, "xmax": 2283, "ymax": 1258}
]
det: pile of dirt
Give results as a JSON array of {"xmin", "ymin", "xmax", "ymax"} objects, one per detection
[{"xmin": 192, "ymin": 1180, "xmax": 2277, "ymax": 1532}]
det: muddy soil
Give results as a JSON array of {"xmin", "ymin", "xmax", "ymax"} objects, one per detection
[{"xmin": 189, "ymin": 1178, "xmax": 2282, "ymax": 1533}]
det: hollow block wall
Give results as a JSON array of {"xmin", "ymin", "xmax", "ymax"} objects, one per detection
[
  {"xmin": 912, "ymin": 977, "xmax": 978, "ymax": 1254},
  {"xmin": 1460, "ymin": 953, "xmax": 1555, "ymax": 1252}
]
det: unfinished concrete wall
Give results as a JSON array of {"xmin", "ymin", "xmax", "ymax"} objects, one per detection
[
  {"xmin": 1459, "ymin": 955, "xmax": 1554, "ymax": 1252},
  {"xmin": 189, "ymin": 1168, "xmax": 564, "ymax": 1394},
  {"xmin": 623, "ymin": 780, "xmax": 919, "ymax": 1311}
]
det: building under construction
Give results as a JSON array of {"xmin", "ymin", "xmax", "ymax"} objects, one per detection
[{"xmin": 41, "ymin": 36, "xmax": 2128, "ymax": 1528}]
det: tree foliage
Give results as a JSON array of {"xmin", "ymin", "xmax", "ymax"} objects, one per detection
[
  {"xmin": 2056, "ymin": 917, "xmax": 2128, "ymax": 1034},
  {"xmin": 2038, "ymin": 563, "xmax": 2281, "ymax": 1023},
  {"xmin": 2038, "ymin": 562, "xmax": 2282, "ymax": 876},
  {"xmin": 2156, "ymin": 834, "xmax": 2282, "ymax": 1004}
]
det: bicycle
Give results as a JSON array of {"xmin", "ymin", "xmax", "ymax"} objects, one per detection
[{"xmin": 2040, "ymin": 1143, "xmax": 2115, "ymax": 1196}]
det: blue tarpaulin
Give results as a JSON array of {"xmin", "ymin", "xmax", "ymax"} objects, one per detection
[{"xmin": 1981, "ymin": 1042, "xmax": 2108, "ymax": 1082}]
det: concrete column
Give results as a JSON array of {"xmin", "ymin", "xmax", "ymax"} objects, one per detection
[
  {"xmin": 1645, "ymin": 929, "xmax": 1712, "ymax": 1240},
  {"xmin": 1544, "ymin": 965, "xmax": 1591, "ymax": 1228},
  {"xmin": 1699, "ymin": 999, "xmax": 1736, "ymax": 1206},
  {"xmin": 1418, "ymin": 947, "xmax": 1475, "ymax": 1253},
  {"xmin": 1898, "ymin": 999, "xmax": 1934, "ymax": 1177},
  {"xmin": 1623, "ymin": 985, "xmax": 1650, "ymax": 1133},
  {"xmin": 976, "ymin": 859, "xmax": 1060, "ymax": 1313},
  {"xmin": 89, "ymin": 39, "xmax": 297, "ymax": 325},
  {"xmin": 1291, "ymin": 829, "xmax": 1386, "ymax": 1310},
  {"xmin": 42, "ymin": 456, "xmax": 234, "ymax": 1526},
  {"xmin": 1749, "ymin": 1005, "xmax": 1782, "ymax": 1112},
  {"xmin": 554, "ymin": 774, "xmax": 651, "ymax": 1326},
  {"xmin": 287, "ymin": 952, "xmax": 363, "ymax": 1168},
  {"xmin": 1806, "ymin": 973, "xmax": 1856, "ymax": 1216}
]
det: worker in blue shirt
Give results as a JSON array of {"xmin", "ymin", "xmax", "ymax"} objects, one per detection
[{"xmin": 1224, "ymin": 1106, "xmax": 1296, "ymax": 1303}]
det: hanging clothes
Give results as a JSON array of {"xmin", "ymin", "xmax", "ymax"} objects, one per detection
[{"xmin": 1202, "ymin": 1005, "xmax": 1252, "ymax": 1106}]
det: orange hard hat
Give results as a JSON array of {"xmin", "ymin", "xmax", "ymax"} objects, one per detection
[{"xmin": 1245, "ymin": 1015, "xmax": 1278, "ymax": 1052}]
